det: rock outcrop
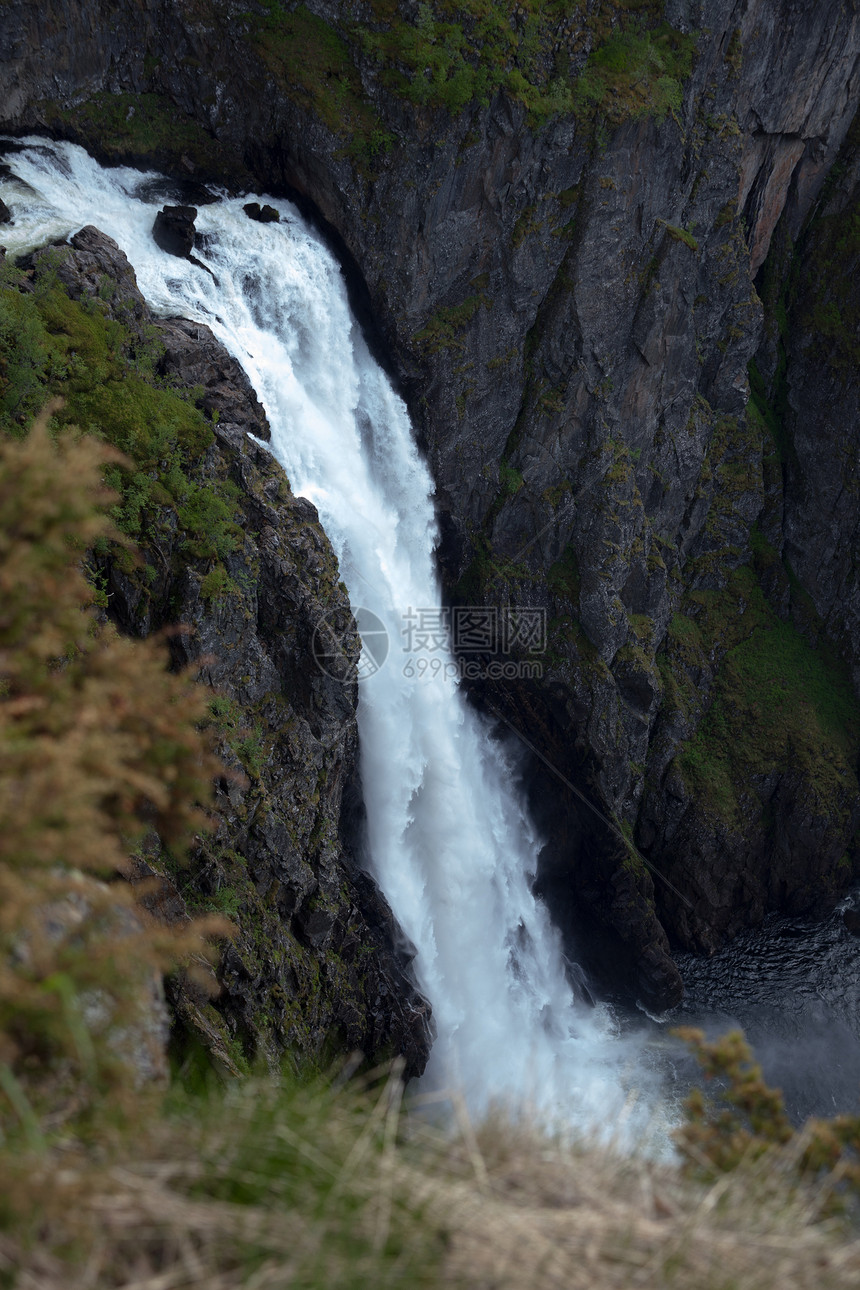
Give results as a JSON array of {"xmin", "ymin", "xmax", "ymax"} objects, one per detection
[
  {"xmin": 152, "ymin": 204, "xmax": 198, "ymax": 259},
  {"xmin": 243, "ymin": 201, "xmax": 280, "ymax": 224},
  {"xmin": 776, "ymin": 121, "xmax": 860, "ymax": 695},
  {"xmin": 48, "ymin": 226, "xmax": 432, "ymax": 1076},
  {"xmin": 1, "ymin": 0, "xmax": 859, "ymax": 1007}
]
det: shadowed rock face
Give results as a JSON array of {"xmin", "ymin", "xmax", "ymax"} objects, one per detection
[
  {"xmin": 778, "ymin": 136, "xmax": 860, "ymax": 696},
  {"xmin": 51, "ymin": 226, "xmax": 432, "ymax": 1077},
  {"xmin": 1, "ymin": 0, "xmax": 859, "ymax": 1009}
]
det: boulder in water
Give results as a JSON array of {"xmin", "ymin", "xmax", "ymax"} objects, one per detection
[
  {"xmin": 243, "ymin": 202, "xmax": 280, "ymax": 224},
  {"xmin": 0, "ymin": 197, "xmax": 11, "ymax": 225},
  {"xmin": 152, "ymin": 204, "xmax": 198, "ymax": 259},
  {"xmin": 843, "ymin": 908, "xmax": 860, "ymax": 935}
]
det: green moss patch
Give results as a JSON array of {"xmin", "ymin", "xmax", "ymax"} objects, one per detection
[
  {"xmin": 414, "ymin": 274, "xmax": 491, "ymax": 352},
  {"xmin": 675, "ymin": 569, "xmax": 860, "ymax": 829},
  {"xmin": 206, "ymin": 695, "xmax": 268, "ymax": 781},
  {"xmin": 361, "ymin": 0, "xmax": 574, "ymax": 123},
  {"xmin": 0, "ymin": 254, "xmax": 243, "ymax": 565},
  {"xmin": 574, "ymin": 21, "xmax": 696, "ymax": 125},
  {"xmin": 360, "ymin": 0, "xmax": 696, "ymax": 129},
  {"xmin": 40, "ymin": 91, "xmax": 244, "ymax": 182},
  {"xmin": 662, "ymin": 221, "xmax": 699, "ymax": 251},
  {"xmin": 253, "ymin": 3, "xmax": 392, "ymax": 167}
]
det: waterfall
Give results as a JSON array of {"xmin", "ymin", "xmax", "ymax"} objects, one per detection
[{"xmin": 0, "ymin": 139, "xmax": 664, "ymax": 1141}]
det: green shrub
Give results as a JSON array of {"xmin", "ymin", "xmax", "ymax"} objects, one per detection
[
  {"xmin": 574, "ymin": 22, "xmax": 696, "ymax": 125},
  {"xmin": 0, "ymin": 262, "xmax": 60, "ymax": 432},
  {"xmin": 200, "ymin": 563, "xmax": 238, "ymax": 602},
  {"xmin": 499, "ymin": 462, "xmax": 524, "ymax": 495},
  {"xmin": 205, "ymin": 694, "xmax": 267, "ymax": 780}
]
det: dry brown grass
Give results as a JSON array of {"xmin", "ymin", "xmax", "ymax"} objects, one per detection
[
  {"xmin": 4, "ymin": 1075, "xmax": 860, "ymax": 1290},
  {"xmin": 436, "ymin": 1118, "xmax": 860, "ymax": 1290}
]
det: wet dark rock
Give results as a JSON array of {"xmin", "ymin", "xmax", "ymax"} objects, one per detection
[
  {"xmin": 152, "ymin": 204, "xmax": 197, "ymax": 259},
  {"xmin": 156, "ymin": 315, "xmax": 270, "ymax": 440},
  {"xmin": 135, "ymin": 175, "xmax": 218, "ymax": 207},
  {"xmin": 243, "ymin": 201, "xmax": 280, "ymax": 224},
  {"xmin": 295, "ymin": 906, "xmax": 336, "ymax": 950},
  {"xmin": 59, "ymin": 224, "xmax": 149, "ymax": 322},
  {"xmin": 0, "ymin": 197, "xmax": 11, "ymax": 224}
]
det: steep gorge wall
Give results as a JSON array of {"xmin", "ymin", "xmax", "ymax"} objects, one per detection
[
  {"xmin": 2, "ymin": 223, "xmax": 432, "ymax": 1075},
  {"xmin": 1, "ymin": 0, "xmax": 859, "ymax": 1009}
]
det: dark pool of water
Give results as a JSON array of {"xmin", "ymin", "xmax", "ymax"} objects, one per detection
[{"xmin": 633, "ymin": 892, "xmax": 860, "ymax": 1124}]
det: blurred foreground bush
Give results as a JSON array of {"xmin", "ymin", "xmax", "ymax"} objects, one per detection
[
  {"xmin": 0, "ymin": 409, "xmax": 221, "ymax": 1131},
  {"xmin": 675, "ymin": 1026, "xmax": 860, "ymax": 1213}
]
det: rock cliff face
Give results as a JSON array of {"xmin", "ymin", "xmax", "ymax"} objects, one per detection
[
  {"xmin": 773, "ymin": 119, "xmax": 860, "ymax": 696},
  {"xmin": 47, "ymin": 226, "xmax": 432, "ymax": 1076},
  {"xmin": 1, "ymin": 0, "xmax": 859, "ymax": 1009}
]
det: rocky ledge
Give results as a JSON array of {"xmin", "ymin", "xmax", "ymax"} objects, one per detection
[{"xmin": 49, "ymin": 225, "xmax": 433, "ymax": 1077}]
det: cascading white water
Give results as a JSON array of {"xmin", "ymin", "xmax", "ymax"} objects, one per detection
[{"xmin": 1, "ymin": 139, "xmax": 665, "ymax": 1141}]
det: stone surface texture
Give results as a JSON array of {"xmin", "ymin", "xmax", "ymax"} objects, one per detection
[
  {"xmin": 54, "ymin": 226, "xmax": 433, "ymax": 1075},
  {"xmin": 1, "ymin": 0, "xmax": 859, "ymax": 1009}
]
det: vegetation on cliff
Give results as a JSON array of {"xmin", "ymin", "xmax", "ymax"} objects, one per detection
[
  {"xmin": 0, "ymin": 223, "xmax": 432, "ymax": 1080},
  {"xmin": 0, "ymin": 251, "xmax": 243, "ymax": 574},
  {"xmin": 247, "ymin": 0, "xmax": 696, "ymax": 146},
  {"xmin": 2, "ymin": 401, "xmax": 860, "ymax": 1288},
  {"xmin": 0, "ymin": 408, "xmax": 223, "ymax": 1128},
  {"xmin": 39, "ymin": 90, "xmax": 250, "ymax": 184},
  {"xmin": 358, "ymin": 0, "xmax": 694, "ymax": 125},
  {"xmin": 670, "ymin": 562, "xmax": 860, "ymax": 833}
]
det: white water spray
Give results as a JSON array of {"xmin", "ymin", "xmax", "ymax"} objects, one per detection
[{"xmin": 1, "ymin": 140, "xmax": 664, "ymax": 1140}]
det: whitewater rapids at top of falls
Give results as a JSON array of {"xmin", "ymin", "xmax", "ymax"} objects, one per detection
[{"xmin": 0, "ymin": 138, "xmax": 670, "ymax": 1147}]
